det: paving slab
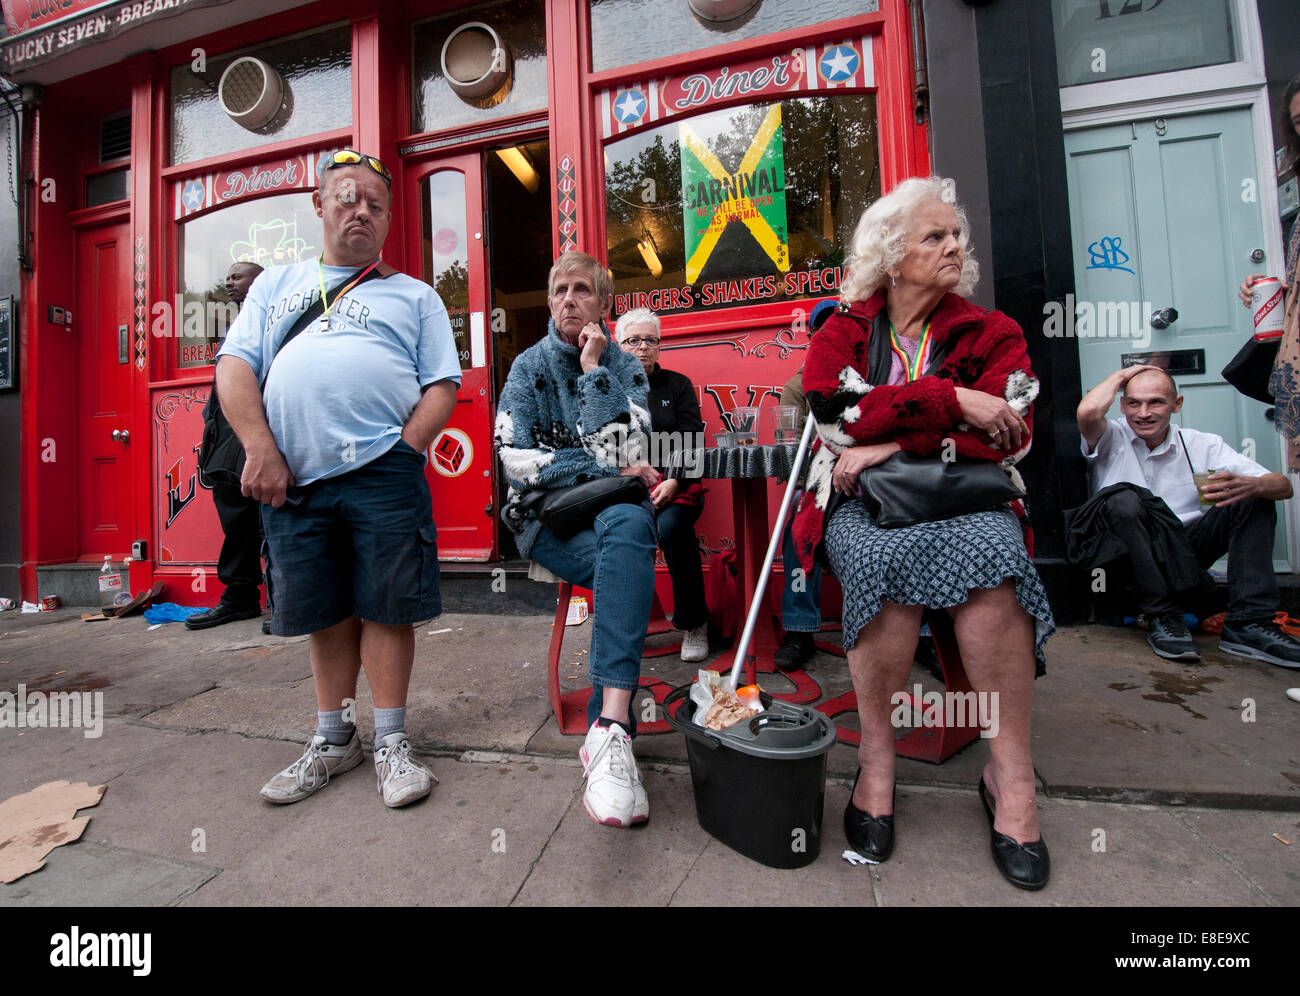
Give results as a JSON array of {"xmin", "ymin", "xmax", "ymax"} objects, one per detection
[
  {"xmin": 181, "ymin": 753, "xmax": 575, "ymax": 906},
  {"xmin": 510, "ymin": 766, "xmax": 715, "ymax": 906},
  {"xmin": 0, "ymin": 721, "xmax": 193, "ymax": 798},
  {"xmin": 870, "ymin": 786, "xmax": 1292, "ymax": 906},
  {"xmin": 0, "ymin": 840, "xmax": 217, "ymax": 907},
  {"xmin": 1028, "ymin": 626, "xmax": 1300, "ymax": 805},
  {"xmin": 668, "ymin": 777, "xmax": 876, "ymax": 907}
]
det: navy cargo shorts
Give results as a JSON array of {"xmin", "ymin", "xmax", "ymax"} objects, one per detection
[{"xmin": 261, "ymin": 438, "xmax": 441, "ymax": 636}]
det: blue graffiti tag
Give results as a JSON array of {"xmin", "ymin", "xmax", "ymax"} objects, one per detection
[{"xmin": 1086, "ymin": 235, "xmax": 1135, "ymax": 274}]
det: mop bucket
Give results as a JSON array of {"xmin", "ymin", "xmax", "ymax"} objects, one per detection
[
  {"xmin": 664, "ymin": 416, "xmax": 830, "ymax": 867},
  {"xmin": 664, "ymin": 685, "xmax": 837, "ymax": 868}
]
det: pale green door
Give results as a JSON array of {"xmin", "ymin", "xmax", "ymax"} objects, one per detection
[{"xmin": 1065, "ymin": 107, "xmax": 1286, "ymax": 566}]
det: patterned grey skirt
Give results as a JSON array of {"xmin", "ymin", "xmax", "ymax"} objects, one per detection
[{"xmin": 824, "ymin": 501, "xmax": 1054, "ymax": 669}]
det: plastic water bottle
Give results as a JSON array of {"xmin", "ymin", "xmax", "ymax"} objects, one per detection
[{"xmin": 98, "ymin": 555, "xmax": 123, "ymax": 610}]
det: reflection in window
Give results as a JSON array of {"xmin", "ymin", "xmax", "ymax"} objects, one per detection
[
  {"xmin": 412, "ymin": 0, "xmax": 547, "ymax": 136},
  {"xmin": 605, "ymin": 94, "xmax": 878, "ymax": 318},
  {"xmin": 421, "ymin": 171, "xmax": 472, "ymax": 371},
  {"xmin": 177, "ymin": 192, "xmax": 322, "ymax": 369},
  {"xmin": 170, "ymin": 24, "xmax": 351, "ymax": 165},
  {"xmin": 590, "ymin": 0, "xmax": 879, "ymax": 73},
  {"xmin": 1052, "ymin": 0, "xmax": 1235, "ymax": 88}
]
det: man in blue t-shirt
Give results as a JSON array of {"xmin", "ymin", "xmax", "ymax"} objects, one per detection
[{"xmin": 216, "ymin": 150, "xmax": 461, "ymax": 809}]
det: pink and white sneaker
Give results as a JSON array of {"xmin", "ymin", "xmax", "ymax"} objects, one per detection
[{"xmin": 579, "ymin": 721, "xmax": 649, "ymax": 827}]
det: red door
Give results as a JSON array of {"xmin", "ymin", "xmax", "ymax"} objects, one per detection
[
  {"xmin": 76, "ymin": 222, "xmax": 135, "ymax": 558},
  {"xmin": 407, "ymin": 154, "xmax": 497, "ymax": 560}
]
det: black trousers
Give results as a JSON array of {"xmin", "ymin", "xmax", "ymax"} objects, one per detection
[
  {"xmin": 211, "ymin": 481, "xmax": 264, "ymax": 608},
  {"xmin": 1098, "ymin": 489, "xmax": 1279, "ymax": 624},
  {"xmin": 656, "ymin": 500, "xmax": 708, "ymax": 630}
]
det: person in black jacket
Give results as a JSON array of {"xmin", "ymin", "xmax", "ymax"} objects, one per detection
[
  {"xmin": 188, "ymin": 261, "xmax": 266, "ymax": 631},
  {"xmin": 614, "ymin": 308, "xmax": 710, "ymax": 662}
]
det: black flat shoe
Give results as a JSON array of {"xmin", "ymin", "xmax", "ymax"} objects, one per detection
[
  {"xmin": 844, "ymin": 770, "xmax": 894, "ymax": 864},
  {"xmin": 979, "ymin": 777, "xmax": 1049, "ymax": 891},
  {"xmin": 184, "ymin": 602, "xmax": 262, "ymax": 631}
]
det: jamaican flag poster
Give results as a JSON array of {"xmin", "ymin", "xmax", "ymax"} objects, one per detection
[{"xmin": 679, "ymin": 104, "xmax": 790, "ymax": 284}]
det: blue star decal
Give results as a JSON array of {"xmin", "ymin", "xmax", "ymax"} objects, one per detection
[
  {"xmin": 182, "ymin": 180, "xmax": 205, "ymax": 211},
  {"xmin": 819, "ymin": 45, "xmax": 859, "ymax": 83},
  {"xmin": 613, "ymin": 89, "xmax": 647, "ymax": 125}
]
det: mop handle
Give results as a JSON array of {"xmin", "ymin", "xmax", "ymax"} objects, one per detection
[{"xmin": 729, "ymin": 415, "xmax": 818, "ymax": 690}]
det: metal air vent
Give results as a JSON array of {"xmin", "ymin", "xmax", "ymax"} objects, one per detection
[
  {"xmin": 100, "ymin": 113, "xmax": 130, "ymax": 162},
  {"xmin": 218, "ymin": 57, "xmax": 285, "ymax": 131}
]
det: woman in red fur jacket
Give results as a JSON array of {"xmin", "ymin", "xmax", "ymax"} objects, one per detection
[{"xmin": 792, "ymin": 177, "xmax": 1055, "ymax": 890}]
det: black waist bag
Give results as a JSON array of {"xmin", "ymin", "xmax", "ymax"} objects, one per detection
[
  {"xmin": 520, "ymin": 477, "xmax": 649, "ymax": 540},
  {"xmin": 198, "ymin": 400, "xmax": 246, "ymax": 489}
]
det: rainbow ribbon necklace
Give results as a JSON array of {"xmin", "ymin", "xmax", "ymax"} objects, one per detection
[
  {"xmin": 316, "ymin": 257, "xmax": 381, "ymax": 332},
  {"xmin": 888, "ymin": 320, "xmax": 933, "ymax": 382}
]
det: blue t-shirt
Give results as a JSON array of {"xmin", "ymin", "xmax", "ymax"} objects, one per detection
[{"xmin": 218, "ymin": 260, "xmax": 461, "ymax": 485}]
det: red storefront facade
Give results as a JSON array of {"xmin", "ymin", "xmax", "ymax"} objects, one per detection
[{"xmin": 5, "ymin": 0, "xmax": 927, "ymax": 603}]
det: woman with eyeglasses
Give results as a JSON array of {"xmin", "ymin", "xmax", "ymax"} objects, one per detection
[{"xmin": 614, "ymin": 308, "xmax": 711, "ymax": 663}]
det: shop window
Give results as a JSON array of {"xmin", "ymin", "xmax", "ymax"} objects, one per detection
[
  {"xmin": 170, "ymin": 24, "xmax": 351, "ymax": 166},
  {"xmin": 604, "ymin": 93, "xmax": 878, "ymax": 318},
  {"xmin": 1052, "ymin": 0, "xmax": 1236, "ymax": 88},
  {"xmin": 589, "ymin": 0, "xmax": 878, "ymax": 73},
  {"xmin": 411, "ymin": 0, "xmax": 547, "ymax": 135},
  {"xmin": 176, "ymin": 192, "xmax": 323, "ymax": 369},
  {"xmin": 86, "ymin": 169, "xmax": 131, "ymax": 207}
]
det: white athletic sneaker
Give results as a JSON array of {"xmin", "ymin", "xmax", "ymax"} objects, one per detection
[
  {"xmin": 259, "ymin": 732, "xmax": 363, "ymax": 804},
  {"xmin": 374, "ymin": 732, "xmax": 438, "ymax": 808},
  {"xmin": 579, "ymin": 721, "xmax": 649, "ymax": 827},
  {"xmin": 680, "ymin": 623, "xmax": 709, "ymax": 663}
]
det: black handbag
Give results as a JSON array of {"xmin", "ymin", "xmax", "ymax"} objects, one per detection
[
  {"xmin": 520, "ymin": 476, "xmax": 649, "ymax": 540},
  {"xmin": 1221, "ymin": 329, "xmax": 1282, "ymax": 405},
  {"xmin": 198, "ymin": 266, "xmax": 384, "ymax": 489},
  {"xmin": 857, "ymin": 451, "xmax": 1024, "ymax": 528},
  {"xmin": 833, "ymin": 307, "xmax": 1023, "ymax": 528}
]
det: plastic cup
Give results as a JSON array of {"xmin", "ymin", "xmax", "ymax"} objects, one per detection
[
  {"xmin": 713, "ymin": 432, "xmax": 737, "ymax": 447},
  {"xmin": 1193, "ymin": 470, "xmax": 1217, "ymax": 507},
  {"xmin": 771, "ymin": 404, "xmax": 799, "ymax": 445},
  {"xmin": 731, "ymin": 406, "xmax": 759, "ymax": 445}
]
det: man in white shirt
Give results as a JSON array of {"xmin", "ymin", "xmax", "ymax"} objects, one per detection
[{"xmin": 1076, "ymin": 365, "xmax": 1300, "ymax": 666}]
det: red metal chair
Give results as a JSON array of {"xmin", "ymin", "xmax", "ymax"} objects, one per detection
[{"xmin": 535, "ymin": 562, "xmax": 676, "ymax": 735}]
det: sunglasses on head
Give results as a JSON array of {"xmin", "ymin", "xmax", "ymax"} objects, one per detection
[{"xmin": 321, "ymin": 149, "xmax": 392, "ymax": 187}]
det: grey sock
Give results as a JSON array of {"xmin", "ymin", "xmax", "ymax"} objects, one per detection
[
  {"xmin": 316, "ymin": 709, "xmax": 354, "ymax": 746},
  {"xmin": 373, "ymin": 706, "xmax": 407, "ymax": 745}
]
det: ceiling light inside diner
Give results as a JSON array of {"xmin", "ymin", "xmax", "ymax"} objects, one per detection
[{"xmin": 496, "ymin": 146, "xmax": 540, "ymax": 193}]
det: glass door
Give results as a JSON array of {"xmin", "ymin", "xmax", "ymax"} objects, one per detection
[{"xmin": 409, "ymin": 154, "xmax": 496, "ymax": 561}]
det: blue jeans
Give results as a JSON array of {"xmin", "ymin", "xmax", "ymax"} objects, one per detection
[
  {"xmin": 530, "ymin": 500, "xmax": 657, "ymax": 736},
  {"xmin": 781, "ymin": 494, "xmax": 821, "ymax": 633}
]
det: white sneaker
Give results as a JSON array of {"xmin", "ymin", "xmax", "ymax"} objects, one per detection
[
  {"xmin": 259, "ymin": 732, "xmax": 363, "ymax": 804},
  {"xmin": 681, "ymin": 623, "xmax": 709, "ymax": 663},
  {"xmin": 374, "ymin": 732, "xmax": 438, "ymax": 808},
  {"xmin": 579, "ymin": 721, "xmax": 649, "ymax": 827}
]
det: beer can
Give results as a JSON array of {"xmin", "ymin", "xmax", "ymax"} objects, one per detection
[
  {"xmin": 1251, "ymin": 276, "xmax": 1285, "ymax": 335},
  {"xmin": 0, "ymin": 597, "xmax": 16, "ymax": 611},
  {"xmin": 38, "ymin": 595, "xmax": 60, "ymax": 611}
]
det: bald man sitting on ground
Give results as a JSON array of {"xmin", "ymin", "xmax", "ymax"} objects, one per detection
[{"xmin": 1076, "ymin": 364, "xmax": 1300, "ymax": 666}]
